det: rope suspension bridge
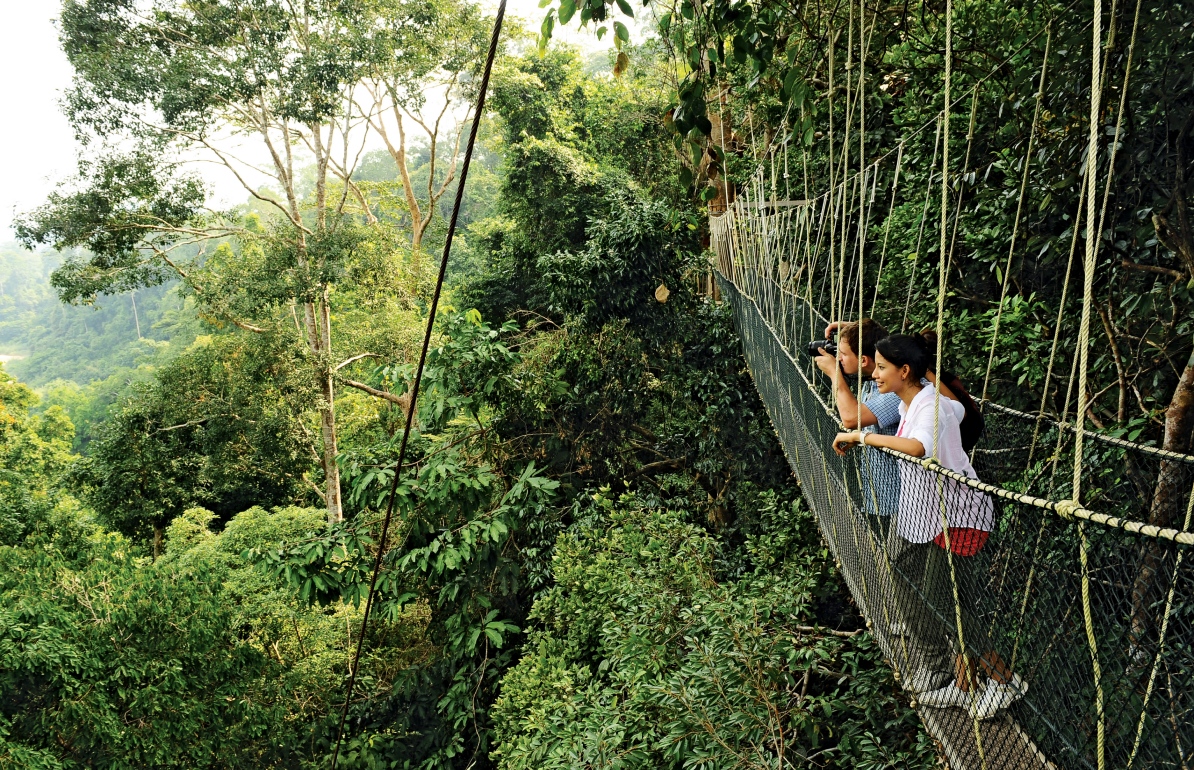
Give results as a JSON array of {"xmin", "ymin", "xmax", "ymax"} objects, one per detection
[{"xmin": 707, "ymin": 1, "xmax": 1193, "ymax": 768}]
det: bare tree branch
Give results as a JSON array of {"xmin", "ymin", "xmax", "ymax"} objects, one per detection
[
  {"xmin": 342, "ymin": 379, "xmax": 411, "ymax": 414},
  {"xmin": 335, "ymin": 352, "xmax": 380, "ymax": 371},
  {"xmin": 155, "ymin": 417, "xmax": 211, "ymax": 434},
  {"xmin": 1121, "ymin": 258, "xmax": 1186, "ymax": 281}
]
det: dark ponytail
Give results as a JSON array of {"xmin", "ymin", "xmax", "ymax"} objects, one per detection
[
  {"xmin": 918, "ymin": 328, "xmax": 939, "ymax": 372},
  {"xmin": 875, "ymin": 334, "xmax": 932, "ymax": 380}
]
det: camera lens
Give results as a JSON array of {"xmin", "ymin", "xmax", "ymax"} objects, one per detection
[{"xmin": 806, "ymin": 339, "xmax": 837, "ymax": 357}]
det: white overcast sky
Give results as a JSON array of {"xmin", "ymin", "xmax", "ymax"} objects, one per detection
[{"xmin": 0, "ymin": 0, "xmax": 618, "ymax": 239}]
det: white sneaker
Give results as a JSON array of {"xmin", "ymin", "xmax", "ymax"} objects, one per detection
[
  {"xmin": 887, "ymin": 620, "xmax": 910, "ymax": 636},
  {"xmin": 902, "ymin": 669, "xmax": 951, "ymax": 695},
  {"xmin": 968, "ymin": 674, "xmax": 1028, "ymax": 720},
  {"xmin": 916, "ymin": 681, "xmax": 980, "ymax": 709}
]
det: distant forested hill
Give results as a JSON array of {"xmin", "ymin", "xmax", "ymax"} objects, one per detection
[
  {"xmin": 0, "ymin": 242, "xmax": 200, "ymax": 386},
  {"xmin": 0, "ymin": 242, "xmax": 207, "ymax": 450}
]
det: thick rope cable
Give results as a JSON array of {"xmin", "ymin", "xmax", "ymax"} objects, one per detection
[
  {"xmin": 328, "ymin": 4, "xmax": 507, "ymax": 766},
  {"xmin": 979, "ymin": 27, "xmax": 1052, "ymax": 406},
  {"xmin": 1072, "ymin": 0, "xmax": 1106, "ymax": 765},
  {"xmin": 1029, "ymin": 0, "xmax": 1139, "ymax": 467}
]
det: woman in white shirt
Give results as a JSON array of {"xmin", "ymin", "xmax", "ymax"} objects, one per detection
[{"xmin": 832, "ymin": 333, "xmax": 1026, "ymax": 720}]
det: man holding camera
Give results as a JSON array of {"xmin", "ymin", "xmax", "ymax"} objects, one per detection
[{"xmin": 812, "ymin": 318, "xmax": 903, "ymax": 524}]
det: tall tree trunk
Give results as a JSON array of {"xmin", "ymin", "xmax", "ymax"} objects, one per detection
[
  {"xmin": 1130, "ymin": 347, "xmax": 1194, "ymax": 646},
  {"xmin": 318, "ymin": 288, "xmax": 342, "ymax": 522},
  {"xmin": 319, "ymin": 379, "xmax": 343, "ymax": 523},
  {"xmin": 312, "ymin": 121, "xmax": 329, "ymax": 229},
  {"xmin": 302, "ymin": 292, "xmax": 343, "ymax": 523},
  {"xmin": 131, "ymin": 291, "xmax": 142, "ymax": 339}
]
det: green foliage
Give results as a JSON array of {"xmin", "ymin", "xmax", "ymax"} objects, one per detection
[
  {"xmin": 538, "ymin": 0, "xmax": 1194, "ymax": 434},
  {"xmin": 20, "ymin": 0, "xmax": 512, "ymax": 524},
  {"xmin": 0, "ymin": 521, "xmax": 292, "ymax": 768},
  {"xmin": 0, "ymin": 7, "xmax": 1075, "ymax": 767},
  {"xmin": 0, "ymin": 501, "xmax": 433, "ymax": 769},
  {"xmin": 462, "ymin": 47, "xmax": 691, "ymax": 322},
  {"xmin": 17, "ymin": 151, "xmax": 204, "ymax": 289},
  {"xmin": 538, "ymin": 190, "xmax": 699, "ymax": 331},
  {"xmin": 0, "ymin": 243, "xmax": 201, "ymax": 389},
  {"xmin": 253, "ymin": 308, "xmax": 562, "ymax": 767},
  {"xmin": 413, "ymin": 310, "xmax": 523, "ymax": 432},
  {"xmin": 492, "ymin": 493, "xmax": 936, "ymax": 769},
  {"xmin": 72, "ymin": 332, "xmax": 316, "ymax": 541},
  {"xmin": 0, "ymin": 367, "xmax": 76, "ymax": 546}
]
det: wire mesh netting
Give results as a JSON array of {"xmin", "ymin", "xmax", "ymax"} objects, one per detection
[{"xmin": 711, "ymin": 213, "xmax": 1194, "ymax": 770}]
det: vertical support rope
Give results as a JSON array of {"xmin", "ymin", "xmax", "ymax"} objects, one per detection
[
  {"xmin": 847, "ymin": 0, "xmax": 881, "ymax": 624},
  {"xmin": 1074, "ymin": 1, "xmax": 1106, "ymax": 767},
  {"xmin": 931, "ymin": 3, "xmax": 987, "ymax": 765},
  {"xmin": 902, "ymin": 116, "xmax": 943, "ymax": 332},
  {"xmin": 1029, "ymin": 0, "xmax": 1139, "ymax": 465},
  {"xmin": 943, "ymin": 86, "xmax": 981, "ymax": 282},
  {"xmin": 1092, "ymin": 0, "xmax": 1144, "ymax": 295},
  {"xmin": 1027, "ymin": 174, "xmax": 1085, "ymax": 466},
  {"xmin": 979, "ymin": 27, "xmax": 1052, "ymax": 405},
  {"xmin": 870, "ymin": 142, "xmax": 904, "ymax": 316},
  {"xmin": 826, "ymin": 30, "xmax": 839, "ymax": 373}
]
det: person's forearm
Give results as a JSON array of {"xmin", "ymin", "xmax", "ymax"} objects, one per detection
[
  {"xmin": 861, "ymin": 433, "xmax": 926, "ymax": 457},
  {"xmin": 834, "ymin": 375, "xmax": 861, "ymax": 428}
]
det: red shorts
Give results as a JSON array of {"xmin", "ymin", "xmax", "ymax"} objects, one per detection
[{"xmin": 933, "ymin": 527, "xmax": 990, "ymax": 556}]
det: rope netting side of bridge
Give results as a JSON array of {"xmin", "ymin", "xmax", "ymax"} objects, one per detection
[{"xmin": 710, "ymin": 204, "xmax": 1194, "ymax": 769}]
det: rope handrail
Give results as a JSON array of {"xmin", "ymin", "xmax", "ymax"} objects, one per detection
[{"xmin": 981, "ymin": 400, "xmax": 1194, "ymax": 466}]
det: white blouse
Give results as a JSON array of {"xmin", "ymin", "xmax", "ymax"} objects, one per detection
[{"xmin": 894, "ymin": 386, "xmax": 994, "ymax": 543}]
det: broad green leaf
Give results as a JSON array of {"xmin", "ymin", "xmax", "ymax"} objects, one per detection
[{"xmin": 559, "ymin": 0, "xmax": 576, "ymax": 24}]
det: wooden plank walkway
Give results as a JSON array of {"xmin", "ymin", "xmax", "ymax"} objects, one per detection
[
  {"xmin": 916, "ymin": 706, "xmax": 1060, "ymax": 768},
  {"xmin": 919, "ymin": 706, "xmax": 1056, "ymax": 770}
]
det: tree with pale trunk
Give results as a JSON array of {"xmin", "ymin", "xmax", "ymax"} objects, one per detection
[
  {"xmin": 355, "ymin": 5, "xmax": 490, "ymax": 262},
  {"xmin": 18, "ymin": 0, "xmax": 492, "ymax": 524}
]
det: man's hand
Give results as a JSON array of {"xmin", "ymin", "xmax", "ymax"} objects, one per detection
[
  {"xmin": 824, "ymin": 321, "xmax": 841, "ymax": 339},
  {"xmin": 833, "ymin": 431, "xmax": 862, "ymax": 456},
  {"xmin": 814, "ymin": 348, "xmax": 839, "ymax": 378}
]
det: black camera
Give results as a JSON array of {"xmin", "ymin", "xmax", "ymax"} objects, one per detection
[{"xmin": 806, "ymin": 339, "xmax": 837, "ymax": 358}]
